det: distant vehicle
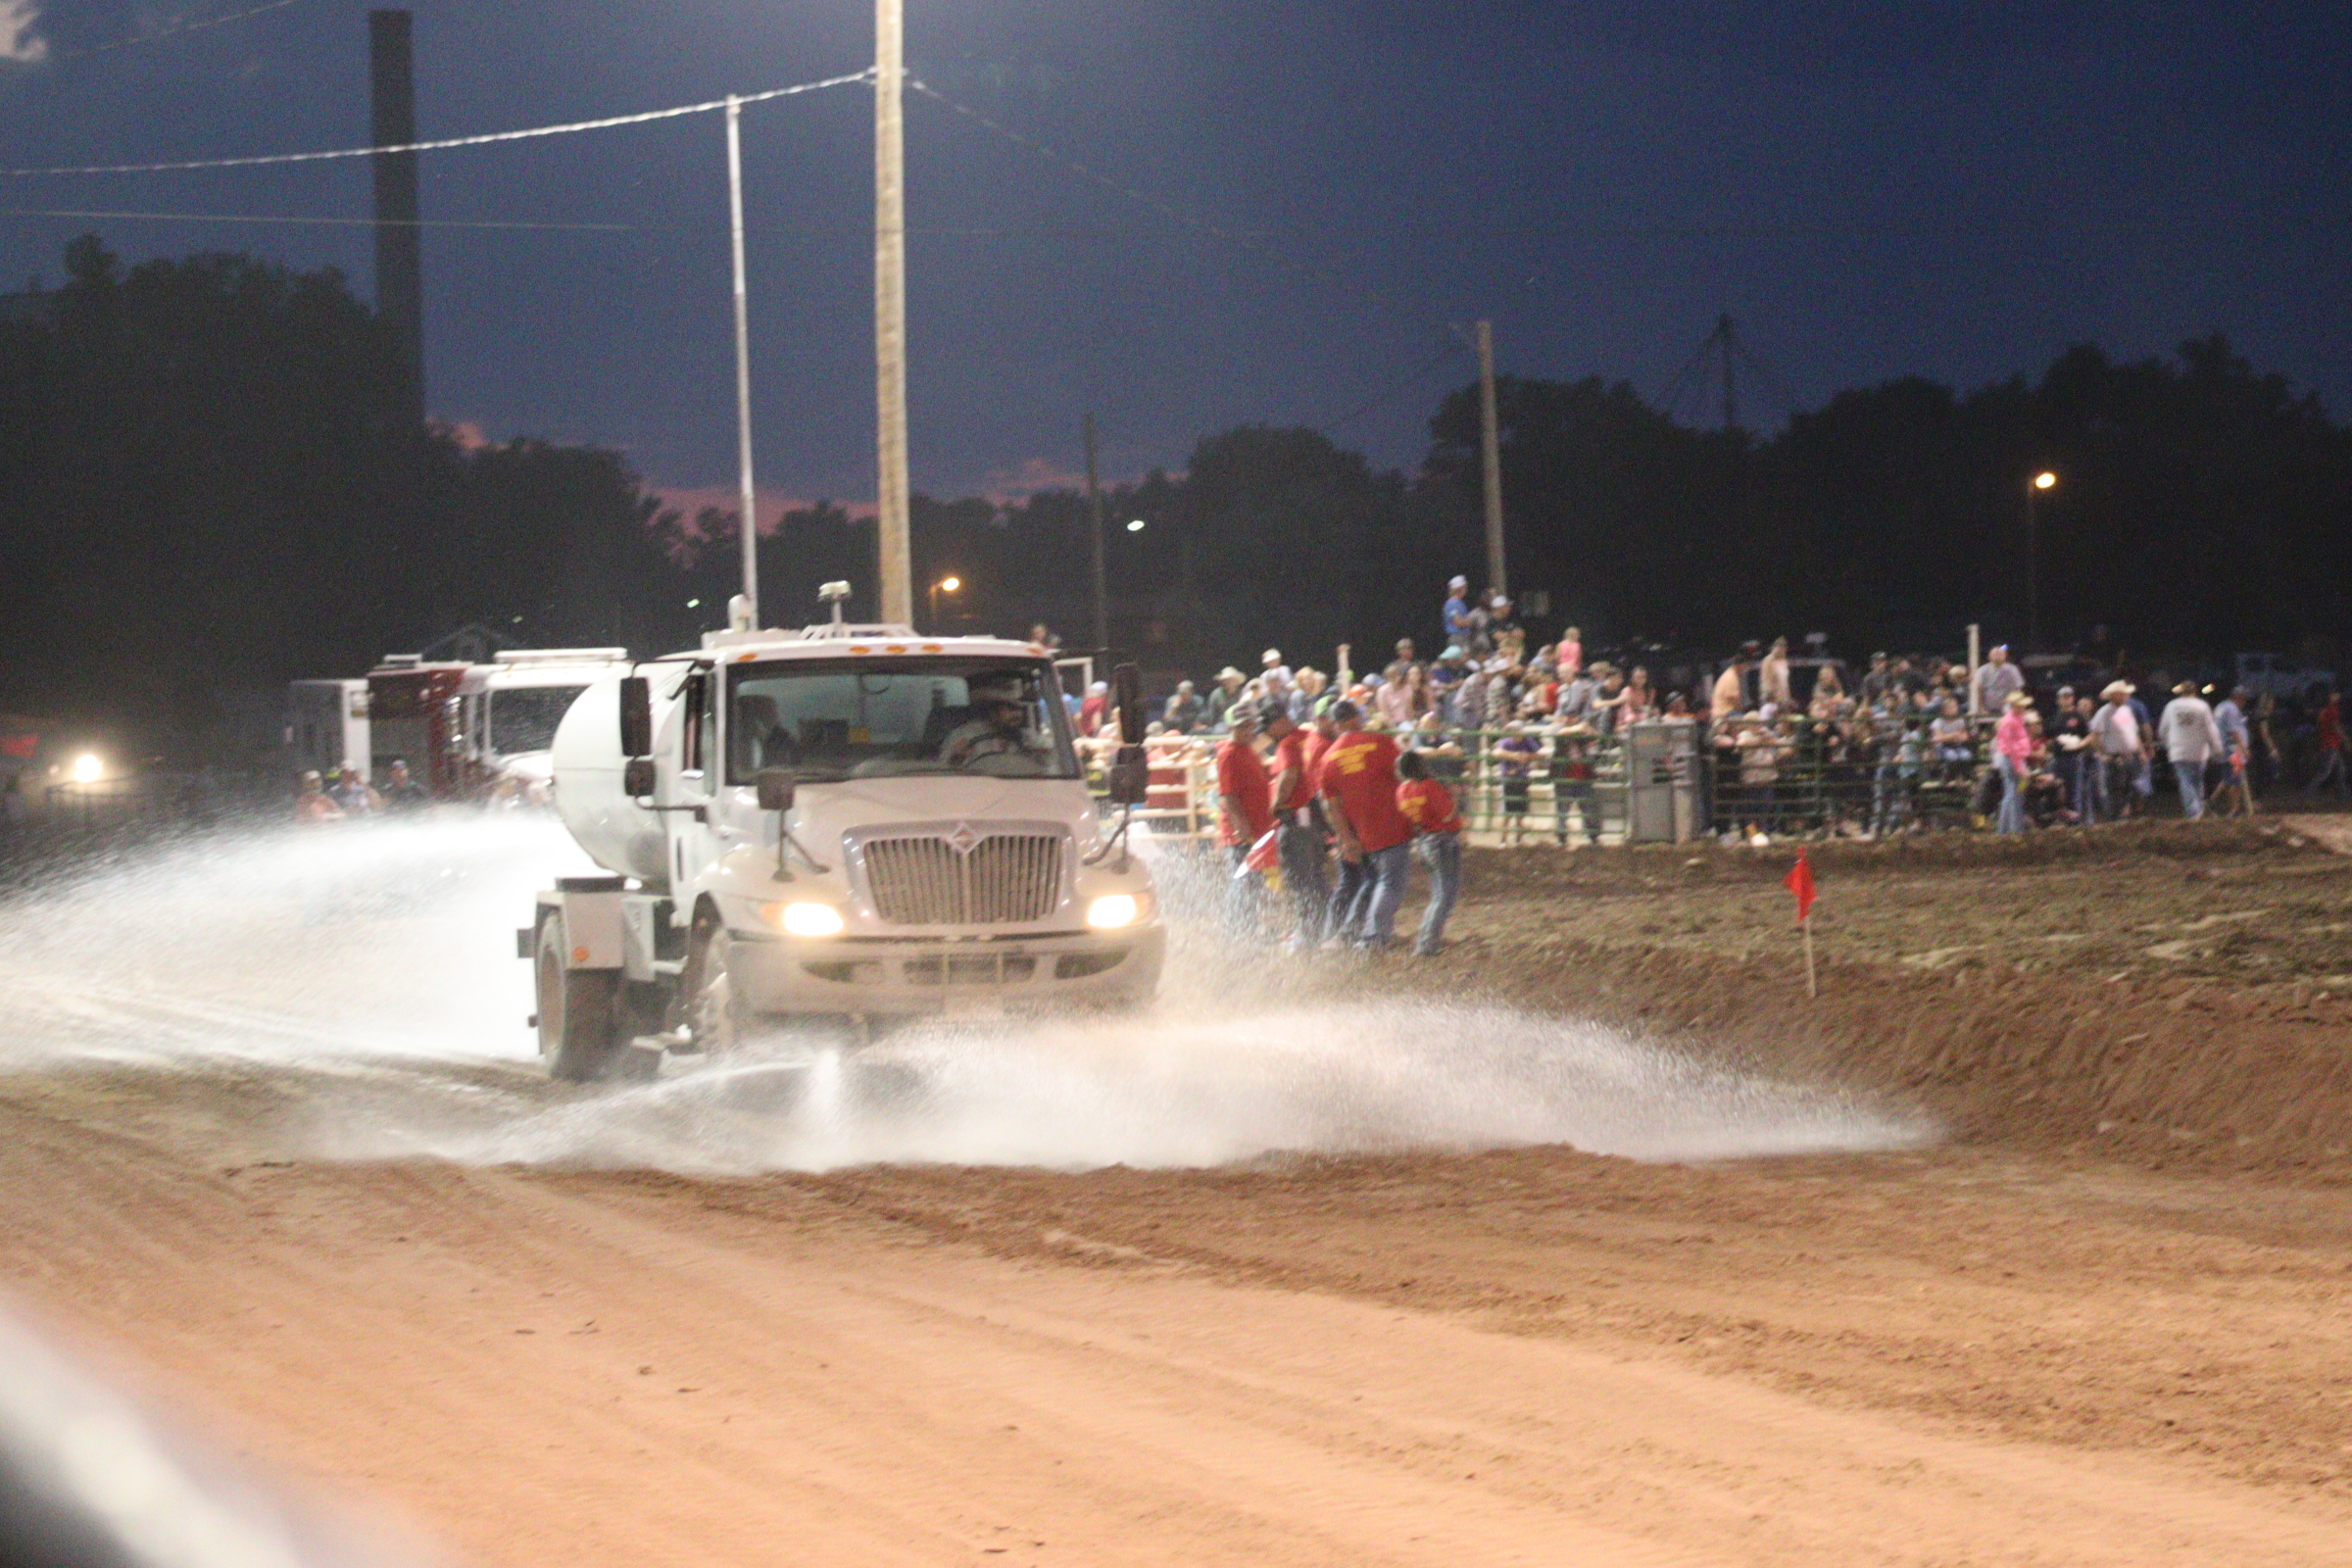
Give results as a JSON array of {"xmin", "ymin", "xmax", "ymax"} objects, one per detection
[
  {"xmin": 525, "ymin": 589, "xmax": 1164, "ymax": 1081},
  {"xmin": 459, "ymin": 648, "xmax": 633, "ymax": 807},
  {"xmin": 2233, "ymin": 652, "xmax": 2336, "ymax": 704},
  {"xmin": 355, "ymin": 648, "xmax": 632, "ymax": 804},
  {"xmin": 365, "ymin": 656, "xmax": 472, "ymax": 799}
]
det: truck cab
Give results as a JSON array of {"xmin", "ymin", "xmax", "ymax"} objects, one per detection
[
  {"xmin": 529, "ymin": 614, "xmax": 1165, "ymax": 1080},
  {"xmin": 459, "ymin": 648, "xmax": 632, "ymax": 807}
]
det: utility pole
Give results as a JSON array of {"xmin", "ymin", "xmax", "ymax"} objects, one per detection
[
  {"xmin": 368, "ymin": 10, "xmax": 423, "ymax": 427},
  {"xmin": 873, "ymin": 0, "xmax": 912, "ymax": 625},
  {"xmin": 724, "ymin": 97, "xmax": 760, "ymax": 629},
  {"xmin": 1475, "ymin": 318, "xmax": 1507, "ymax": 597},
  {"xmin": 1083, "ymin": 413, "xmax": 1107, "ymax": 653}
]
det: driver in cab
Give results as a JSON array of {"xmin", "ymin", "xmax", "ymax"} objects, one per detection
[{"xmin": 940, "ymin": 675, "xmax": 1039, "ymax": 769}]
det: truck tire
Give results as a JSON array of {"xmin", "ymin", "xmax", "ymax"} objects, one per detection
[
  {"xmin": 687, "ymin": 924, "xmax": 745, "ymax": 1055},
  {"xmin": 536, "ymin": 917, "xmax": 620, "ymax": 1082}
]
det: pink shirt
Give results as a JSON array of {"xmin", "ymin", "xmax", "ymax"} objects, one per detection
[{"xmin": 1994, "ymin": 710, "xmax": 2034, "ymax": 764}]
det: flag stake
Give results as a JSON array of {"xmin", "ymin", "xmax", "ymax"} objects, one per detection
[{"xmin": 1784, "ymin": 849, "xmax": 1819, "ymax": 999}]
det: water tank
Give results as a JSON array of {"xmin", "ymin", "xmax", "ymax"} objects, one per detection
[{"xmin": 551, "ymin": 669, "xmax": 682, "ymax": 884}]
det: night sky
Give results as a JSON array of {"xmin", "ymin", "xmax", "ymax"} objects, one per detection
[{"xmin": 3, "ymin": 1, "xmax": 2345, "ymax": 512}]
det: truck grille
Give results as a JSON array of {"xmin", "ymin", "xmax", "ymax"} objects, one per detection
[{"xmin": 860, "ymin": 832, "xmax": 1064, "ymax": 926}]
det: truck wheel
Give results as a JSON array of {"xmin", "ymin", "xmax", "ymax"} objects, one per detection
[
  {"xmin": 689, "ymin": 926, "xmax": 746, "ymax": 1055},
  {"xmin": 536, "ymin": 918, "xmax": 620, "ymax": 1082}
]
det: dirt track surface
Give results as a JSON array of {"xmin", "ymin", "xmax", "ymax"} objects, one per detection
[{"xmin": 6, "ymin": 818, "xmax": 2352, "ymax": 1565}]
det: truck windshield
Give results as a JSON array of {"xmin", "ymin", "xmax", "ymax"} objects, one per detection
[
  {"xmin": 727, "ymin": 658, "xmax": 1079, "ymax": 783},
  {"xmin": 488, "ymin": 686, "xmax": 587, "ymax": 754}
]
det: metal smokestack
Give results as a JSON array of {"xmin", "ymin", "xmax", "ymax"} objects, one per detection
[{"xmin": 368, "ymin": 9, "xmax": 423, "ymax": 426}]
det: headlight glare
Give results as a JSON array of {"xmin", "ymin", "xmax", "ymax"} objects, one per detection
[
  {"xmin": 776, "ymin": 901, "xmax": 846, "ymax": 937},
  {"xmin": 1086, "ymin": 893, "xmax": 1141, "ymax": 930}
]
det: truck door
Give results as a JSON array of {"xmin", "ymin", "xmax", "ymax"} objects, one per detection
[{"xmin": 670, "ymin": 665, "xmax": 734, "ymax": 892}]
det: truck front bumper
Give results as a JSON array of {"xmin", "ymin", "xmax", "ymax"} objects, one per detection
[{"xmin": 728, "ymin": 923, "xmax": 1165, "ymax": 1018}]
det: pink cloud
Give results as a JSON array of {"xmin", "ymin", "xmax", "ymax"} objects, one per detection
[
  {"xmin": 646, "ymin": 486, "xmax": 877, "ymax": 539},
  {"xmin": 431, "ymin": 418, "xmax": 495, "ymax": 453}
]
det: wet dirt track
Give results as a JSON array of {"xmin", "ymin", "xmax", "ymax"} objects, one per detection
[{"xmin": 3, "ymin": 817, "xmax": 2351, "ymax": 1566}]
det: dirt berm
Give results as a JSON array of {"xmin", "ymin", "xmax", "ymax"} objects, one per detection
[{"xmin": 1376, "ymin": 820, "xmax": 2352, "ymax": 1173}]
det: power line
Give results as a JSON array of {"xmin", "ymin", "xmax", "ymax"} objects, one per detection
[
  {"xmin": 0, "ymin": 206, "xmax": 634, "ymax": 232},
  {"xmin": 0, "ymin": 67, "xmax": 874, "ymax": 176},
  {"xmin": 1316, "ymin": 338, "xmax": 1468, "ymax": 435},
  {"xmin": 50, "ymin": 0, "xmax": 321, "ymax": 61}
]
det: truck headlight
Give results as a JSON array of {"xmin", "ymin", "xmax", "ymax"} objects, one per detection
[
  {"xmin": 767, "ymin": 901, "xmax": 845, "ymax": 937},
  {"xmin": 1086, "ymin": 893, "xmax": 1141, "ymax": 930}
]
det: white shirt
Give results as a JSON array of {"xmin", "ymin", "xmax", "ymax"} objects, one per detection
[
  {"xmin": 2089, "ymin": 702, "xmax": 2141, "ymax": 757},
  {"xmin": 2158, "ymin": 697, "xmax": 2225, "ymax": 764}
]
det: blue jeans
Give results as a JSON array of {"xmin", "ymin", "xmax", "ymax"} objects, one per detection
[
  {"xmin": 1278, "ymin": 822, "xmax": 1331, "ymax": 944},
  {"xmin": 1996, "ymin": 756, "xmax": 2027, "ymax": 834},
  {"xmin": 2175, "ymin": 758, "xmax": 2207, "ymax": 819},
  {"xmin": 1340, "ymin": 842, "xmax": 1413, "ymax": 947},
  {"xmin": 1326, "ymin": 856, "xmax": 1366, "ymax": 943},
  {"xmin": 1414, "ymin": 833, "xmax": 1461, "ymax": 955}
]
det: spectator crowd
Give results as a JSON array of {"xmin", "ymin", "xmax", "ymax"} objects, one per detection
[{"xmin": 1074, "ymin": 573, "xmax": 2351, "ymax": 855}]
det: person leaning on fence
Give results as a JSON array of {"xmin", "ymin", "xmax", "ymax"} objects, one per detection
[
  {"xmin": 1550, "ymin": 715, "xmax": 1602, "ymax": 846},
  {"xmin": 1318, "ymin": 700, "xmax": 1415, "ymax": 952},
  {"xmin": 1494, "ymin": 720, "xmax": 1541, "ymax": 846},
  {"xmin": 1395, "ymin": 749, "xmax": 1465, "ymax": 958}
]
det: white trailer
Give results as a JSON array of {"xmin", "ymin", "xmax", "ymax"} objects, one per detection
[
  {"xmin": 285, "ymin": 679, "xmax": 368, "ymax": 779},
  {"xmin": 524, "ymin": 601, "xmax": 1164, "ymax": 1080}
]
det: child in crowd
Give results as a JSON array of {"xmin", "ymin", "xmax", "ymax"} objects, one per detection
[{"xmin": 1396, "ymin": 750, "xmax": 1464, "ymax": 958}]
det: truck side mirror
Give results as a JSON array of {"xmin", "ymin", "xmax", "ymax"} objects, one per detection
[
  {"xmin": 623, "ymin": 757, "xmax": 656, "ymax": 798},
  {"xmin": 618, "ymin": 676, "xmax": 652, "ymax": 758},
  {"xmin": 1112, "ymin": 662, "xmax": 1146, "ymax": 746},
  {"xmin": 755, "ymin": 768, "xmax": 796, "ymax": 812},
  {"xmin": 1106, "ymin": 745, "xmax": 1150, "ymax": 807}
]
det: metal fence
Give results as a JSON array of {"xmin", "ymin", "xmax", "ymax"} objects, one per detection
[{"xmin": 1082, "ymin": 720, "xmax": 2007, "ymax": 846}]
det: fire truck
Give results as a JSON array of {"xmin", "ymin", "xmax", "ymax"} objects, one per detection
[{"xmin": 363, "ymin": 649, "xmax": 630, "ymax": 803}]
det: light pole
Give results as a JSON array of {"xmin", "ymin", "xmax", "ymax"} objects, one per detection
[
  {"xmin": 927, "ymin": 574, "xmax": 960, "ymax": 632},
  {"xmin": 2026, "ymin": 469, "xmax": 2057, "ymax": 650},
  {"xmin": 724, "ymin": 95, "xmax": 760, "ymax": 630},
  {"xmin": 874, "ymin": 0, "xmax": 912, "ymax": 626}
]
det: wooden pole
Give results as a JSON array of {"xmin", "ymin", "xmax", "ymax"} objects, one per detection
[{"xmin": 1801, "ymin": 915, "xmax": 1818, "ymax": 998}]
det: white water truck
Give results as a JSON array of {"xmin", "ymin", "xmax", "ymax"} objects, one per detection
[{"xmin": 524, "ymin": 586, "xmax": 1164, "ymax": 1081}]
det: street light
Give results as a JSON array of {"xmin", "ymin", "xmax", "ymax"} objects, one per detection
[
  {"xmin": 71, "ymin": 753, "xmax": 102, "ymax": 784},
  {"xmin": 2026, "ymin": 470, "xmax": 2058, "ymax": 650},
  {"xmin": 927, "ymin": 574, "xmax": 961, "ymax": 631},
  {"xmin": 1126, "ymin": 518, "xmax": 1146, "ymax": 533}
]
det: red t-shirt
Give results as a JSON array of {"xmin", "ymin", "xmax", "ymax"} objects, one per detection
[
  {"xmin": 1318, "ymin": 730, "xmax": 1413, "ymax": 854},
  {"xmin": 1396, "ymin": 777, "xmax": 1463, "ymax": 836},
  {"xmin": 1214, "ymin": 739, "xmax": 1274, "ymax": 847},
  {"xmin": 1271, "ymin": 728, "xmax": 1314, "ymax": 814},
  {"xmin": 2323, "ymin": 703, "xmax": 2345, "ymax": 751},
  {"xmin": 1302, "ymin": 730, "xmax": 1335, "ymax": 793}
]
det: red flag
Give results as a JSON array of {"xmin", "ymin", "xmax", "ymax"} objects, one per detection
[
  {"xmin": 1240, "ymin": 828, "xmax": 1281, "ymax": 875},
  {"xmin": 1784, "ymin": 850, "xmax": 1817, "ymax": 922}
]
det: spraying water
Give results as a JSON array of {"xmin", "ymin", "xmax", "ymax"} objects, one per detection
[{"xmin": 0, "ymin": 818, "xmax": 1930, "ymax": 1172}]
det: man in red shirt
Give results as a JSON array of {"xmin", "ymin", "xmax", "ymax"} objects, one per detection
[
  {"xmin": 1214, "ymin": 708, "xmax": 1274, "ymax": 933},
  {"xmin": 1318, "ymin": 700, "xmax": 1416, "ymax": 950},
  {"xmin": 2316, "ymin": 693, "xmax": 2349, "ymax": 801},
  {"xmin": 1262, "ymin": 702, "xmax": 1329, "ymax": 948},
  {"xmin": 1396, "ymin": 749, "xmax": 1464, "ymax": 956}
]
